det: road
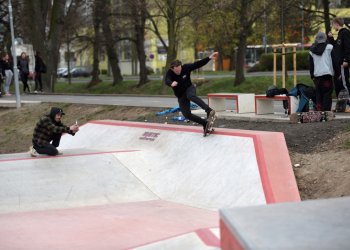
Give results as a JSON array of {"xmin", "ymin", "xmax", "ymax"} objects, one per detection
[
  {"xmin": 13, "ymin": 93, "xmax": 289, "ymax": 114},
  {"xmin": 19, "ymin": 94, "xmax": 179, "ymax": 108},
  {"xmin": 61, "ymin": 70, "xmax": 310, "ymax": 83}
]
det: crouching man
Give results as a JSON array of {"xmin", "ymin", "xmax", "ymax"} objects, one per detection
[{"xmin": 30, "ymin": 107, "xmax": 79, "ymax": 157}]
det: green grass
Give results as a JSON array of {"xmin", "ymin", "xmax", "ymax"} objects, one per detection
[
  {"xmin": 54, "ymin": 80, "xmax": 172, "ymax": 95},
  {"xmin": 53, "ymin": 75, "xmax": 314, "ymax": 96}
]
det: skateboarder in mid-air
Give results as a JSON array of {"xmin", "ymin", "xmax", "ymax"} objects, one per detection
[
  {"xmin": 165, "ymin": 52, "xmax": 218, "ymax": 136},
  {"xmin": 29, "ymin": 107, "xmax": 79, "ymax": 157}
]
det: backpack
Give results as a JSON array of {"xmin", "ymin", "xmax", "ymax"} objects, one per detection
[
  {"xmin": 265, "ymin": 86, "xmax": 289, "ymax": 111},
  {"xmin": 266, "ymin": 86, "xmax": 289, "ymax": 97}
]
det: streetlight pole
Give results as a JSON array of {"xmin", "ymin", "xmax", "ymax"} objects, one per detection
[{"xmin": 8, "ymin": 0, "xmax": 21, "ymax": 108}]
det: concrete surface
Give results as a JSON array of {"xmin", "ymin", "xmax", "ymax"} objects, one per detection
[
  {"xmin": 0, "ymin": 120, "xmax": 299, "ymax": 249},
  {"xmin": 220, "ymin": 197, "xmax": 350, "ymax": 250}
]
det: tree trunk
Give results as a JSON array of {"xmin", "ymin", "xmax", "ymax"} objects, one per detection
[
  {"xmin": 234, "ymin": 35, "xmax": 247, "ymax": 86},
  {"xmin": 160, "ymin": 4, "xmax": 177, "ymax": 93},
  {"xmin": 26, "ymin": 0, "xmax": 65, "ymax": 92},
  {"xmin": 46, "ymin": 0, "xmax": 66, "ymax": 92},
  {"xmin": 100, "ymin": 1, "xmax": 123, "ymax": 86},
  {"xmin": 133, "ymin": 0, "xmax": 149, "ymax": 88},
  {"xmin": 67, "ymin": 38, "xmax": 72, "ymax": 85},
  {"xmin": 88, "ymin": 3, "xmax": 102, "ymax": 87},
  {"xmin": 234, "ymin": 0, "xmax": 249, "ymax": 86},
  {"xmin": 216, "ymin": 45, "xmax": 224, "ymax": 71},
  {"xmin": 322, "ymin": 0, "xmax": 331, "ymax": 34}
]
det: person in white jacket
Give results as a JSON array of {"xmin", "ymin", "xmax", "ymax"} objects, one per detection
[{"xmin": 309, "ymin": 31, "xmax": 335, "ymax": 111}]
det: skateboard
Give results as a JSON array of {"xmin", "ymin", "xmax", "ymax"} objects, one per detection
[
  {"xmin": 335, "ymin": 89, "xmax": 349, "ymax": 112},
  {"xmin": 203, "ymin": 110, "xmax": 216, "ymax": 137},
  {"xmin": 289, "ymin": 111, "xmax": 335, "ymax": 123}
]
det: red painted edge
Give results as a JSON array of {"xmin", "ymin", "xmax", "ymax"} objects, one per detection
[
  {"xmin": 208, "ymin": 94, "xmax": 239, "ymax": 98},
  {"xmin": 220, "ymin": 219, "xmax": 244, "ymax": 250},
  {"xmin": 196, "ymin": 228, "xmax": 221, "ymax": 247},
  {"xmin": 0, "ymin": 149, "xmax": 140, "ymax": 163}
]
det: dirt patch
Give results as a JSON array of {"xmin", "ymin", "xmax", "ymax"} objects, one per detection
[{"xmin": 1, "ymin": 103, "xmax": 350, "ymax": 201}]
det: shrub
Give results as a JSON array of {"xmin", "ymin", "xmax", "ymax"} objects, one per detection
[{"xmin": 251, "ymin": 51, "xmax": 310, "ymax": 72}]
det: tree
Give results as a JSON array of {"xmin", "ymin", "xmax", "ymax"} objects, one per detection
[
  {"xmin": 88, "ymin": 0, "xmax": 102, "ymax": 86},
  {"xmin": 322, "ymin": 0, "xmax": 331, "ymax": 34},
  {"xmin": 128, "ymin": 0, "xmax": 149, "ymax": 87},
  {"xmin": 22, "ymin": 0, "xmax": 73, "ymax": 92},
  {"xmin": 147, "ymin": 0, "xmax": 206, "ymax": 76},
  {"xmin": 100, "ymin": 0, "xmax": 123, "ymax": 86},
  {"xmin": 231, "ymin": 0, "xmax": 269, "ymax": 86}
]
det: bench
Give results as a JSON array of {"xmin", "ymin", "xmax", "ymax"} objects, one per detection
[
  {"xmin": 255, "ymin": 95, "xmax": 299, "ymax": 115},
  {"xmin": 208, "ymin": 93, "xmax": 255, "ymax": 114}
]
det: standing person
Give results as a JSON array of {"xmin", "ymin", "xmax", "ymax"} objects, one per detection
[
  {"xmin": 30, "ymin": 107, "xmax": 79, "ymax": 157},
  {"xmin": 17, "ymin": 52, "xmax": 30, "ymax": 93},
  {"xmin": 34, "ymin": 51, "xmax": 45, "ymax": 93},
  {"xmin": 165, "ymin": 52, "xmax": 218, "ymax": 134},
  {"xmin": 1, "ymin": 53, "xmax": 13, "ymax": 96},
  {"xmin": 327, "ymin": 17, "xmax": 350, "ymax": 105},
  {"xmin": 309, "ymin": 31, "xmax": 335, "ymax": 111}
]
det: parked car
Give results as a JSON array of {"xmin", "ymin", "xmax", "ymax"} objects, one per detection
[
  {"xmin": 57, "ymin": 68, "xmax": 68, "ymax": 78},
  {"xmin": 63, "ymin": 67, "xmax": 91, "ymax": 78}
]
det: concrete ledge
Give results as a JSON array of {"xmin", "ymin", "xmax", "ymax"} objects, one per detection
[{"xmin": 220, "ymin": 197, "xmax": 350, "ymax": 250}]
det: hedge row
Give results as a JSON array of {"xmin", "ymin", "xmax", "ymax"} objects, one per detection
[{"xmin": 249, "ymin": 51, "xmax": 310, "ymax": 72}]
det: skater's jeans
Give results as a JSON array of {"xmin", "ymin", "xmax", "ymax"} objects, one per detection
[
  {"xmin": 314, "ymin": 75, "xmax": 333, "ymax": 111},
  {"xmin": 4, "ymin": 69, "xmax": 13, "ymax": 93},
  {"xmin": 178, "ymin": 85, "xmax": 210, "ymax": 127},
  {"xmin": 33, "ymin": 133, "xmax": 62, "ymax": 156}
]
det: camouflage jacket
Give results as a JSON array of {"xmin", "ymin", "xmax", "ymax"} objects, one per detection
[{"xmin": 32, "ymin": 115, "xmax": 72, "ymax": 147}]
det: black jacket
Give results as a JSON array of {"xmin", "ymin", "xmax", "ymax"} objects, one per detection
[
  {"xmin": 0, "ymin": 59, "xmax": 13, "ymax": 75},
  {"xmin": 328, "ymin": 28, "xmax": 350, "ymax": 67},
  {"xmin": 35, "ymin": 55, "xmax": 44, "ymax": 73},
  {"xmin": 165, "ymin": 57, "xmax": 210, "ymax": 98},
  {"xmin": 17, "ymin": 57, "xmax": 29, "ymax": 74}
]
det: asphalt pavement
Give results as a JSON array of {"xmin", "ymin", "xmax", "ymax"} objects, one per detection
[{"xmin": 8, "ymin": 94, "xmax": 179, "ymax": 108}]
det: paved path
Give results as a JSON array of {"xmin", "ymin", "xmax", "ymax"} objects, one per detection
[
  {"xmin": 60, "ymin": 70, "xmax": 310, "ymax": 83},
  {"xmin": 3, "ymin": 94, "xmax": 179, "ymax": 108}
]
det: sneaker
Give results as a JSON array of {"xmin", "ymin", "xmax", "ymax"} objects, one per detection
[
  {"xmin": 57, "ymin": 151, "xmax": 63, "ymax": 155},
  {"xmin": 4, "ymin": 93, "xmax": 12, "ymax": 96},
  {"xmin": 29, "ymin": 146, "xmax": 39, "ymax": 157},
  {"xmin": 207, "ymin": 109, "xmax": 215, "ymax": 120},
  {"xmin": 207, "ymin": 109, "xmax": 216, "ymax": 121}
]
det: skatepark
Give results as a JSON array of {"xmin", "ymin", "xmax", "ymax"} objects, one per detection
[{"xmin": 0, "ymin": 119, "xmax": 304, "ymax": 249}]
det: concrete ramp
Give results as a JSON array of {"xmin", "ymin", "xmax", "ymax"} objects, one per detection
[{"xmin": 0, "ymin": 120, "xmax": 300, "ymax": 249}]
